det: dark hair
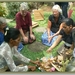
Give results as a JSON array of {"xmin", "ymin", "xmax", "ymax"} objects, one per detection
[
  {"xmin": 4, "ymin": 28, "xmax": 20, "ymax": 43},
  {"xmin": 61, "ymin": 18, "xmax": 74, "ymax": 27}
]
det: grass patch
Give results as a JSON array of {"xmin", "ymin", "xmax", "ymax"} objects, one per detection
[
  {"xmin": 20, "ymin": 45, "xmax": 44, "ymax": 60},
  {"xmin": 7, "ymin": 20, "xmax": 16, "ymax": 27}
]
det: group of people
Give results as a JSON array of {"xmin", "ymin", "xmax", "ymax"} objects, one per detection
[
  {"xmin": 41, "ymin": 2, "xmax": 75, "ymax": 72},
  {"xmin": 0, "ymin": 2, "xmax": 37, "ymax": 72},
  {"xmin": 41, "ymin": 3, "xmax": 75, "ymax": 51},
  {"xmin": 0, "ymin": 2, "xmax": 75, "ymax": 72}
]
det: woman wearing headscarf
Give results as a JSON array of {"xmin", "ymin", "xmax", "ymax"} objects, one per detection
[{"xmin": 41, "ymin": 4, "xmax": 65, "ymax": 46}]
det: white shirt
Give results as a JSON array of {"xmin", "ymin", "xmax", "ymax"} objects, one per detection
[
  {"xmin": 0, "ymin": 42, "xmax": 30, "ymax": 72},
  {"xmin": 73, "ymin": 48, "xmax": 75, "ymax": 57}
]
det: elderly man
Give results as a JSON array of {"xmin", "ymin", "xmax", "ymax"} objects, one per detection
[
  {"xmin": 15, "ymin": 2, "xmax": 36, "ymax": 44},
  {"xmin": 41, "ymin": 4, "xmax": 65, "ymax": 46}
]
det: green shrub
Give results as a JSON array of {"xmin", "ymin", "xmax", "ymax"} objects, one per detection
[
  {"xmin": 0, "ymin": 3, "xmax": 7, "ymax": 17},
  {"xmin": 6, "ymin": 2, "xmax": 22, "ymax": 19}
]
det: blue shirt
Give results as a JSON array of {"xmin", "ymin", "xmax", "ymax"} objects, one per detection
[{"xmin": 0, "ymin": 32, "xmax": 4, "ymax": 45}]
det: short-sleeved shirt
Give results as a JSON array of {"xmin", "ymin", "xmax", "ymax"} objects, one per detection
[
  {"xmin": 15, "ymin": 11, "xmax": 32, "ymax": 31},
  {"xmin": 59, "ymin": 29, "xmax": 73, "ymax": 45},
  {"xmin": 48, "ymin": 14, "xmax": 65, "ymax": 33}
]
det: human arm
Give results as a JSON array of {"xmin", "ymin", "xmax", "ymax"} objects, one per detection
[
  {"xmin": 52, "ymin": 22, "xmax": 63, "ymax": 38},
  {"xmin": 46, "ymin": 35, "xmax": 62, "ymax": 53},
  {"xmin": 29, "ymin": 26, "xmax": 35, "ymax": 40},
  {"xmin": 13, "ymin": 47, "xmax": 31, "ymax": 63},
  {"xmin": 27, "ymin": 12, "xmax": 35, "ymax": 40},
  {"xmin": 70, "ymin": 42, "xmax": 74, "ymax": 50},
  {"xmin": 13, "ymin": 47, "xmax": 39, "ymax": 65},
  {"xmin": 47, "ymin": 20, "xmax": 52, "ymax": 37},
  {"xmin": 15, "ymin": 13, "xmax": 28, "ymax": 43},
  {"xmin": 3, "ymin": 48, "xmax": 30, "ymax": 72},
  {"xmin": 65, "ymin": 42, "xmax": 74, "ymax": 55},
  {"xmin": 47, "ymin": 20, "xmax": 52, "ymax": 43},
  {"xmin": 47, "ymin": 20, "xmax": 63, "ymax": 43},
  {"xmin": 19, "ymin": 28, "xmax": 28, "ymax": 43}
]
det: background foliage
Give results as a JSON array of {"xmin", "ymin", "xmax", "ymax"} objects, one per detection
[{"xmin": 0, "ymin": 2, "xmax": 7, "ymax": 17}]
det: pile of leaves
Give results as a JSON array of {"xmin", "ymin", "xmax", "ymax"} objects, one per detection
[{"xmin": 35, "ymin": 48, "xmax": 73, "ymax": 72}]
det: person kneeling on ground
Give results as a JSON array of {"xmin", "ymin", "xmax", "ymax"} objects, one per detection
[
  {"xmin": 0, "ymin": 28, "xmax": 39, "ymax": 72},
  {"xmin": 15, "ymin": 2, "xmax": 36, "ymax": 45}
]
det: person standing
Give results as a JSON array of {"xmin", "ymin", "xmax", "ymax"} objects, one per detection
[
  {"xmin": 68, "ymin": 2, "xmax": 74, "ymax": 18},
  {"xmin": 55, "ymin": 2, "xmax": 68, "ymax": 18}
]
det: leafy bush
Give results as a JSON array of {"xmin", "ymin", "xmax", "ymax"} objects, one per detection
[
  {"xmin": 0, "ymin": 3, "xmax": 7, "ymax": 17},
  {"xmin": 6, "ymin": 2, "xmax": 21, "ymax": 19}
]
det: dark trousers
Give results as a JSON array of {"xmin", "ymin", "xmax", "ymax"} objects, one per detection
[{"xmin": 61, "ymin": 5, "xmax": 68, "ymax": 18}]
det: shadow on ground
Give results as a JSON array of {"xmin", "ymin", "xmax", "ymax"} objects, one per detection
[{"xmin": 28, "ymin": 41, "xmax": 48, "ymax": 52}]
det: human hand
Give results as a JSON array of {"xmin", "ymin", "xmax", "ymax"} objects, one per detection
[
  {"xmin": 30, "ymin": 34, "xmax": 35, "ymax": 40},
  {"xmin": 28, "ymin": 65, "xmax": 36, "ymax": 71},
  {"xmin": 34, "ymin": 60, "xmax": 41, "ymax": 67},
  {"xmin": 23, "ymin": 36, "xmax": 28, "ymax": 43},
  {"xmin": 46, "ymin": 47, "xmax": 53, "ymax": 53},
  {"xmin": 66, "ymin": 48, "xmax": 73, "ymax": 55},
  {"xmin": 48, "ymin": 36, "xmax": 53, "ymax": 43}
]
